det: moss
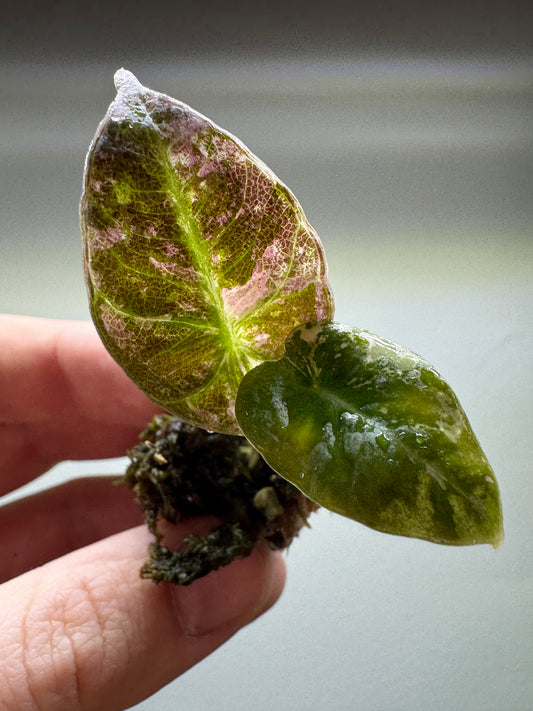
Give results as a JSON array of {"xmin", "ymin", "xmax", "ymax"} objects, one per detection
[{"xmin": 122, "ymin": 415, "xmax": 319, "ymax": 585}]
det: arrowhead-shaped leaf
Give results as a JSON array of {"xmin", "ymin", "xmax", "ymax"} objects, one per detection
[
  {"xmin": 80, "ymin": 70, "xmax": 333, "ymax": 434},
  {"xmin": 235, "ymin": 322, "xmax": 503, "ymax": 546}
]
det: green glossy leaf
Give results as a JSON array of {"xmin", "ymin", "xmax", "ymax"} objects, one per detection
[
  {"xmin": 80, "ymin": 70, "xmax": 333, "ymax": 434},
  {"xmin": 235, "ymin": 322, "xmax": 503, "ymax": 546}
]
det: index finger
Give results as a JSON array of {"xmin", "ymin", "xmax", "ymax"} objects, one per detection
[
  {"xmin": 0, "ymin": 315, "xmax": 162, "ymax": 494},
  {"xmin": 0, "ymin": 522, "xmax": 285, "ymax": 711}
]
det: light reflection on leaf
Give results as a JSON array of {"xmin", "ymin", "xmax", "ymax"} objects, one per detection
[{"xmin": 236, "ymin": 322, "xmax": 504, "ymax": 547}]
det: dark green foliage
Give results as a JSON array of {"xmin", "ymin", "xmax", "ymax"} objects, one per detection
[{"xmin": 236, "ymin": 322, "xmax": 504, "ymax": 547}]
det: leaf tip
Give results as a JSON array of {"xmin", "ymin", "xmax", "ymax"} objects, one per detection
[
  {"xmin": 113, "ymin": 68, "xmax": 143, "ymax": 94},
  {"xmin": 491, "ymin": 527, "xmax": 504, "ymax": 550}
]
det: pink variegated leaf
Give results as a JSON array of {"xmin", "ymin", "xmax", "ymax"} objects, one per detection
[{"xmin": 81, "ymin": 70, "xmax": 333, "ymax": 433}]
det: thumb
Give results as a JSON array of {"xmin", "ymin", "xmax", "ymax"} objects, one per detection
[{"xmin": 0, "ymin": 523, "xmax": 285, "ymax": 711}]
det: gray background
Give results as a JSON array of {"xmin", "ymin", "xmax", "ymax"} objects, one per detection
[{"xmin": 1, "ymin": 2, "xmax": 532, "ymax": 709}]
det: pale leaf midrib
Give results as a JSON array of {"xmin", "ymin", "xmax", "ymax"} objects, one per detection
[{"xmin": 155, "ymin": 146, "xmax": 252, "ymax": 370}]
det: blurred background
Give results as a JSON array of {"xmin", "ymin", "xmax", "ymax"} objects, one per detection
[{"xmin": 1, "ymin": 2, "xmax": 532, "ymax": 709}]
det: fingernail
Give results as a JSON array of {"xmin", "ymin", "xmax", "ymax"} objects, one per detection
[{"xmin": 171, "ymin": 545, "xmax": 286, "ymax": 637}]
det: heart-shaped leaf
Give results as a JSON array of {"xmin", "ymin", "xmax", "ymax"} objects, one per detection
[
  {"xmin": 235, "ymin": 322, "xmax": 503, "ymax": 546},
  {"xmin": 81, "ymin": 70, "xmax": 333, "ymax": 433}
]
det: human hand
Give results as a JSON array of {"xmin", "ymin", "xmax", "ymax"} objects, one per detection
[{"xmin": 0, "ymin": 315, "xmax": 285, "ymax": 711}]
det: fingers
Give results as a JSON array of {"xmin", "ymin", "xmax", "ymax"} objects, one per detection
[
  {"xmin": 0, "ymin": 315, "xmax": 158, "ymax": 426},
  {"xmin": 0, "ymin": 315, "xmax": 162, "ymax": 493},
  {"xmin": 0, "ymin": 315, "xmax": 287, "ymax": 709},
  {"xmin": 0, "ymin": 525, "xmax": 286, "ymax": 711},
  {"xmin": 0, "ymin": 477, "xmax": 144, "ymax": 583}
]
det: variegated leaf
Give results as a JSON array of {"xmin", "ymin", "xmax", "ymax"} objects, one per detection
[
  {"xmin": 235, "ymin": 322, "xmax": 504, "ymax": 547},
  {"xmin": 81, "ymin": 70, "xmax": 333, "ymax": 433}
]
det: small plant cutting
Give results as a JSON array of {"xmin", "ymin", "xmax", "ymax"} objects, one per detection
[{"xmin": 80, "ymin": 70, "xmax": 503, "ymax": 585}]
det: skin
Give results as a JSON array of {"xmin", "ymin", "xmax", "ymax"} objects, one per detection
[{"xmin": 0, "ymin": 315, "xmax": 286, "ymax": 711}]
